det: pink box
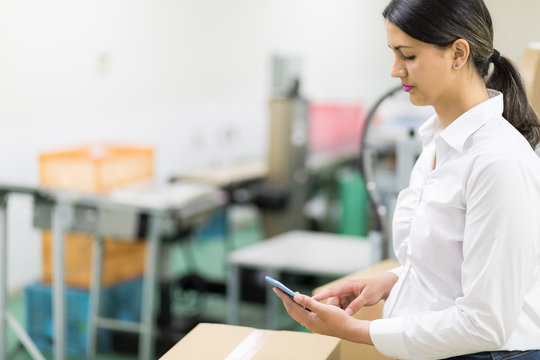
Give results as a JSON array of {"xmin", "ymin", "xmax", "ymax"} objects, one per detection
[{"xmin": 309, "ymin": 103, "xmax": 366, "ymax": 154}]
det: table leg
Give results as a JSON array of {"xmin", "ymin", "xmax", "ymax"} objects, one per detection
[
  {"xmin": 52, "ymin": 202, "xmax": 71, "ymax": 360},
  {"xmin": 87, "ymin": 233, "xmax": 104, "ymax": 359},
  {"xmin": 139, "ymin": 213, "xmax": 162, "ymax": 360},
  {"xmin": 0, "ymin": 194, "xmax": 8, "ymax": 359},
  {"xmin": 265, "ymin": 269, "xmax": 278, "ymax": 330},
  {"xmin": 1, "ymin": 193, "xmax": 44, "ymax": 360},
  {"xmin": 227, "ymin": 264, "xmax": 239, "ymax": 325}
]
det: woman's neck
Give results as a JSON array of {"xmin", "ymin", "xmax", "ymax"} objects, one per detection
[{"xmin": 434, "ymin": 75, "xmax": 490, "ymax": 128}]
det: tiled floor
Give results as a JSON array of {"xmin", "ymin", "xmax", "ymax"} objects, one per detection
[{"xmin": 6, "ymin": 208, "xmax": 314, "ymax": 360}]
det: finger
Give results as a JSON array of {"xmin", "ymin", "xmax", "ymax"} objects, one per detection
[
  {"xmin": 274, "ymin": 288, "xmax": 308, "ymax": 314},
  {"xmin": 274, "ymin": 287, "xmax": 295, "ymax": 304},
  {"xmin": 294, "ymin": 293, "xmax": 326, "ymax": 313},
  {"xmin": 326, "ymin": 297, "xmax": 340, "ymax": 307},
  {"xmin": 313, "ymin": 289, "xmax": 341, "ymax": 302},
  {"xmin": 313, "ymin": 291, "xmax": 340, "ymax": 307},
  {"xmin": 274, "ymin": 288, "xmax": 309, "ymax": 323},
  {"xmin": 345, "ymin": 296, "xmax": 367, "ymax": 316}
]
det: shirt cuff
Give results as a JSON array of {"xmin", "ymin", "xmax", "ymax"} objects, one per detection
[
  {"xmin": 370, "ymin": 317, "xmax": 409, "ymax": 359},
  {"xmin": 387, "ymin": 266, "xmax": 403, "ymax": 278}
]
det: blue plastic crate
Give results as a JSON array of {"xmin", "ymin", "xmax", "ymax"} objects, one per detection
[
  {"xmin": 109, "ymin": 277, "xmax": 142, "ymax": 322},
  {"xmin": 24, "ymin": 278, "xmax": 142, "ymax": 357}
]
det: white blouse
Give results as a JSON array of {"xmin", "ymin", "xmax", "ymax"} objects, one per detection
[{"xmin": 370, "ymin": 90, "xmax": 540, "ymax": 360}]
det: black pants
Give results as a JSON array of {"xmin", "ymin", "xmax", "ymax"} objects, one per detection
[{"xmin": 444, "ymin": 350, "xmax": 540, "ymax": 360}]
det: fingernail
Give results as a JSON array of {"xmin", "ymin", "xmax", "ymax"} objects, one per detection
[{"xmin": 345, "ymin": 308, "xmax": 353, "ymax": 315}]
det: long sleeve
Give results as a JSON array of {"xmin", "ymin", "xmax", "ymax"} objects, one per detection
[{"xmin": 370, "ymin": 158, "xmax": 540, "ymax": 360}]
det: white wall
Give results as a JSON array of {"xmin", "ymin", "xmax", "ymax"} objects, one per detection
[
  {"xmin": 1, "ymin": 0, "xmax": 538, "ymax": 292},
  {"xmin": 486, "ymin": 0, "xmax": 540, "ymax": 64}
]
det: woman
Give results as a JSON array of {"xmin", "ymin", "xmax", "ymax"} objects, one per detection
[{"xmin": 274, "ymin": 0, "xmax": 540, "ymax": 359}]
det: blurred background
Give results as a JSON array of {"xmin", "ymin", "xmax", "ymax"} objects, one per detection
[{"xmin": 1, "ymin": 0, "xmax": 539, "ymax": 359}]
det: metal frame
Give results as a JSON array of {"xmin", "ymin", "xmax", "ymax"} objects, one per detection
[
  {"xmin": 0, "ymin": 188, "xmax": 48, "ymax": 360},
  {"xmin": 86, "ymin": 212, "xmax": 164, "ymax": 360},
  {"xmin": 358, "ymin": 85, "xmax": 405, "ymax": 259},
  {"xmin": 0, "ymin": 183, "xmax": 222, "ymax": 360}
]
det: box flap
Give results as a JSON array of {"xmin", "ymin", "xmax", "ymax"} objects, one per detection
[
  {"xmin": 254, "ymin": 330, "xmax": 340, "ymax": 360},
  {"xmin": 160, "ymin": 323, "xmax": 253, "ymax": 359},
  {"xmin": 160, "ymin": 323, "xmax": 340, "ymax": 360}
]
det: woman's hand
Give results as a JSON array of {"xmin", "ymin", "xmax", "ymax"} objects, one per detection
[
  {"xmin": 312, "ymin": 273, "xmax": 398, "ymax": 316},
  {"xmin": 273, "ymin": 288, "xmax": 373, "ymax": 345}
]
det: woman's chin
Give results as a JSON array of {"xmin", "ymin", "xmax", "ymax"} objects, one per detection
[{"xmin": 408, "ymin": 93, "xmax": 428, "ymax": 106}]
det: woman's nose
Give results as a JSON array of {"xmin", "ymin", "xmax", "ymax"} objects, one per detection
[{"xmin": 391, "ymin": 58, "xmax": 406, "ymax": 78}]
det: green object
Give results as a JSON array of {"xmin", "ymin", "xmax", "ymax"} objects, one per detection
[{"xmin": 338, "ymin": 169, "xmax": 369, "ymax": 237}]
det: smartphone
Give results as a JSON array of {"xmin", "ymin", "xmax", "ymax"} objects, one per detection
[{"xmin": 265, "ymin": 276, "xmax": 296, "ymax": 298}]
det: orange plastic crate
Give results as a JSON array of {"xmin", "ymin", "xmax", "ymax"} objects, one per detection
[{"xmin": 39, "ymin": 144, "xmax": 154, "ymax": 192}]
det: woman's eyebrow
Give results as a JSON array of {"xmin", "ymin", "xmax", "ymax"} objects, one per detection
[{"xmin": 387, "ymin": 44, "xmax": 414, "ymax": 51}]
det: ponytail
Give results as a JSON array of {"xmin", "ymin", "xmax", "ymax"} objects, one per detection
[{"xmin": 486, "ymin": 54, "xmax": 540, "ymax": 149}]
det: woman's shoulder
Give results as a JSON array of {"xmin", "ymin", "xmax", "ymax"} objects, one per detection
[{"xmin": 465, "ymin": 115, "xmax": 540, "ymax": 172}]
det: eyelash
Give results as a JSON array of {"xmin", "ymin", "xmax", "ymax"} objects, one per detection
[{"xmin": 403, "ymin": 55, "xmax": 416, "ymax": 61}]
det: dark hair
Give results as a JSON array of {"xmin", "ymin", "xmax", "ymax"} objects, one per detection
[{"xmin": 383, "ymin": 0, "xmax": 540, "ymax": 149}]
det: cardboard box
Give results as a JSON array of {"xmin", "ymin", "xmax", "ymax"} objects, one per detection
[
  {"xmin": 313, "ymin": 260, "xmax": 400, "ymax": 360},
  {"xmin": 521, "ymin": 46, "xmax": 540, "ymax": 118},
  {"xmin": 42, "ymin": 231, "xmax": 147, "ymax": 288},
  {"xmin": 160, "ymin": 323, "xmax": 340, "ymax": 360}
]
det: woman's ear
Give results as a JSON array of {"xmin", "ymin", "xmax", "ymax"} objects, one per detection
[{"xmin": 452, "ymin": 39, "xmax": 470, "ymax": 70}]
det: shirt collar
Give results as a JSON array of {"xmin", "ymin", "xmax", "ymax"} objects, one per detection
[
  {"xmin": 418, "ymin": 113, "xmax": 442, "ymax": 147},
  {"xmin": 418, "ymin": 89, "xmax": 504, "ymax": 152}
]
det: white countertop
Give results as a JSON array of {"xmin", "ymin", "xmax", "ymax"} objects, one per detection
[{"xmin": 228, "ymin": 230, "xmax": 379, "ymax": 277}]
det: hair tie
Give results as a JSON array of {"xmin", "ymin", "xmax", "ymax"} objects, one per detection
[{"xmin": 490, "ymin": 49, "xmax": 500, "ymax": 63}]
